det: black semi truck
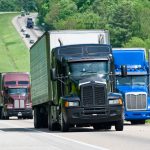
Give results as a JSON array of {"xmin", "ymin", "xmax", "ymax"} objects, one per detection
[{"xmin": 30, "ymin": 30, "xmax": 124, "ymax": 132}]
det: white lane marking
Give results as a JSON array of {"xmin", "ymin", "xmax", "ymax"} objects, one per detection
[
  {"xmin": 0, "ymin": 121, "xmax": 109, "ymax": 150},
  {"xmin": 48, "ymin": 133, "xmax": 110, "ymax": 150}
]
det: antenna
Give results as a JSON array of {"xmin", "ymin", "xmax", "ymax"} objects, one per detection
[
  {"xmin": 98, "ymin": 34, "xmax": 104, "ymax": 44},
  {"xmin": 58, "ymin": 38, "xmax": 63, "ymax": 46}
]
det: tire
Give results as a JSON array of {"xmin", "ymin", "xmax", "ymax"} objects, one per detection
[
  {"xmin": 131, "ymin": 120, "xmax": 145, "ymax": 125},
  {"xmin": 60, "ymin": 112, "xmax": 69, "ymax": 132},
  {"xmin": 28, "ymin": 115, "xmax": 33, "ymax": 119},
  {"xmin": 0, "ymin": 107, "xmax": 2, "ymax": 119},
  {"xmin": 34, "ymin": 107, "xmax": 41, "ymax": 128},
  {"xmin": 1, "ymin": 108, "xmax": 9, "ymax": 120},
  {"xmin": 115, "ymin": 120, "xmax": 123, "ymax": 131},
  {"xmin": 48, "ymin": 106, "xmax": 57, "ymax": 131},
  {"xmin": 105, "ymin": 125, "xmax": 111, "ymax": 130}
]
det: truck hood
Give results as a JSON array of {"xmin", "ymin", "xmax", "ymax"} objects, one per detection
[
  {"xmin": 117, "ymin": 85, "xmax": 147, "ymax": 94},
  {"xmin": 9, "ymin": 94, "xmax": 28, "ymax": 100},
  {"xmin": 70, "ymin": 75, "xmax": 106, "ymax": 86}
]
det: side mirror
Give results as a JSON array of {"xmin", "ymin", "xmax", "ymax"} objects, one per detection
[
  {"xmin": 51, "ymin": 68, "xmax": 57, "ymax": 81},
  {"xmin": 1, "ymin": 91, "xmax": 4, "ymax": 96},
  {"xmin": 121, "ymin": 65, "xmax": 127, "ymax": 77}
]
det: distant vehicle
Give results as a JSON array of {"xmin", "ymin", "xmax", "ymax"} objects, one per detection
[
  {"xmin": 29, "ymin": 39, "xmax": 34, "ymax": 44},
  {"xmin": 0, "ymin": 72, "xmax": 33, "ymax": 119},
  {"xmin": 21, "ymin": 11, "xmax": 25, "ymax": 16},
  {"xmin": 25, "ymin": 33, "xmax": 30, "ymax": 38},
  {"xmin": 34, "ymin": 26, "xmax": 40, "ymax": 30},
  {"xmin": 21, "ymin": 27, "xmax": 26, "ymax": 32},
  {"xmin": 26, "ymin": 17, "xmax": 34, "ymax": 28},
  {"xmin": 26, "ymin": 11, "xmax": 30, "ymax": 15},
  {"xmin": 23, "ymin": 31, "xmax": 27, "ymax": 35}
]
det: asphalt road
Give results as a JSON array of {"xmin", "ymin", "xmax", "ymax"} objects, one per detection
[
  {"xmin": 0, "ymin": 119, "xmax": 150, "ymax": 150},
  {"xmin": 12, "ymin": 13, "xmax": 43, "ymax": 49}
]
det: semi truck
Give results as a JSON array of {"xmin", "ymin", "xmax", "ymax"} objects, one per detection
[
  {"xmin": 30, "ymin": 30, "xmax": 124, "ymax": 132},
  {"xmin": 0, "ymin": 72, "xmax": 33, "ymax": 119},
  {"xmin": 112, "ymin": 48, "xmax": 150, "ymax": 124}
]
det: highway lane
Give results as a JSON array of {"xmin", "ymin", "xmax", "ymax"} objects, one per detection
[
  {"xmin": 12, "ymin": 13, "xmax": 43, "ymax": 49},
  {"xmin": 0, "ymin": 119, "xmax": 108, "ymax": 150},
  {"xmin": 0, "ymin": 119, "xmax": 150, "ymax": 150}
]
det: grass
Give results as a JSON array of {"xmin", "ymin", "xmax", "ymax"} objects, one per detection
[{"xmin": 0, "ymin": 13, "xmax": 29, "ymax": 72}]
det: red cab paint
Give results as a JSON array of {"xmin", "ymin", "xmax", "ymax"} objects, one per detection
[{"xmin": 0, "ymin": 72, "xmax": 33, "ymax": 119}]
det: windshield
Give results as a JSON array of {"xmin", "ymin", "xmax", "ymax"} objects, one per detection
[
  {"xmin": 116, "ymin": 76, "xmax": 147, "ymax": 86},
  {"xmin": 69, "ymin": 61, "xmax": 108, "ymax": 79},
  {"xmin": 8, "ymin": 88, "xmax": 28, "ymax": 95}
]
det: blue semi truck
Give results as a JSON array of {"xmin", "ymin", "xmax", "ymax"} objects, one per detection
[{"xmin": 112, "ymin": 48, "xmax": 150, "ymax": 124}]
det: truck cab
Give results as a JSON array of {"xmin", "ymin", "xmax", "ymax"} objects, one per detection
[
  {"xmin": 50, "ymin": 44, "xmax": 123, "ymax": 131},
  {"xmin": 0, "ymin": 73, "xmax": 33, "ymax": 119},
  {"xmin": 30, "ymin": 31, "xmax": 124, "ymax": 132},
  {"xmin": 113, "ymin": 48, "xmax": 150, "ymax": 124}
]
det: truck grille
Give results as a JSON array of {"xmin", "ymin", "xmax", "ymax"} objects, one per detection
[
  {"xmin": 81, "ymin": 83, "xmax": 106, "ymax": 107},
  {"xmin": 14, "ymin": 100, "xmax": 19, "ymax": 108},
  {"xmin": 126, "ymin": 93, "xmax": 147, "ymax": 110},
  {"xmin": 14, "ymin": 100, "xmax": 25, "ymax": 109},
  {"xmin": 20, "ymin": 100, "xmax": 25, "ymax": 108}
]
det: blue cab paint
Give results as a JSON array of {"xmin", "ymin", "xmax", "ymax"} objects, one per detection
[{"xmin": 112, "ymin": 48, "xmax": 150, "ymax": 123}]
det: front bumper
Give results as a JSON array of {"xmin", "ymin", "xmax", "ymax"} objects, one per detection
[
  {"xmin": 125, "ymin": 110, "xmax": 150, "ymax": 120},
  {"xmin": 64, "ymin": 105, "xmax": 123, "ymax": 125},
  {"xmin": 7, "ymin": 108, "xmax": 33, "ymax": 117}
]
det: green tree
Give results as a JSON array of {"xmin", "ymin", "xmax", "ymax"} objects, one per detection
[
  {"xmin": 0, "ymin": 0, "xmax": 17, "ymax": 11},
  {"xmin": 123, "ymin": 37, "xmax": 146, "ymax": 48},
  {"xmin": 53, "ymin": 12, "xmax": 101, "ymax": 29},
  {"xmin": 44, "ymin": 0, "xmax": 77, "ymax": 29},
  {"xmin": 108, "ymin": 1, "xmax": 137, "ymax": 47}
]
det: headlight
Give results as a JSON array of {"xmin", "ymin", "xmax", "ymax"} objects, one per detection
[
  {"xmin": 109, "ymin": 99, "xmax": 122, "ymax": 105},
  {"xmin": 64, "ymin": 101, "xmax": 79, "ymax": 107}
]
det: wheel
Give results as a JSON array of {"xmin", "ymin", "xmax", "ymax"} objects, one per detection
[
  {"xmin": 0, "ymin": 107, "xmax": 2, "ymax": 119},
  {"xmin": 105, "ymin": 125, "xmax": 111, "ymax": 130},
  {"xmin": 28, "ymin": 115, "xmax": 33, "ymax": 119},
  {"xmin": 48, "ymin": 106, "xmax": 57, "ymax": 131},
  {"xmin": 1, "ymin": 108, "xmax": 9, "ymax": 120},
  {"xmin": 139, "ymin": 120, "xmax": 145, "ymax": 124},
  {"xmin": 60, "ymin": 112, "xmax": 69, "ymax": 132},
  {"xmin": 34, "ymin": 107, "xmax": 41, "ymax": 128},
  {"xmin": 131, "ymin": 120, "xmax": 145, "ymax": 125},
  {"xmin": 115, "ymin": 120, "xmax": 123, "ymax": 131}
]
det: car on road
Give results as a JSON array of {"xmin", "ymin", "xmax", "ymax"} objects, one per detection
[
  {"xmin": 21, "ymin": 27, "xmax": 26, "ymax": 32},
  {"xmin": 29, "ymin": 39, "xmax": 34, "ymax": 44},
  {"xmin": 23, "ymin": 31, "xmax": 30, "ymax": 38},
  {"xmin": 26, "ymin": 11, "xmax": 30, "ymax": 15},
  {"xmin": 25, "ymin": 33, "xmax": 30, "ymax": 38},
  {"xmin": 21, "ymin": 11, "xmax": 25, "ymax": 16}
]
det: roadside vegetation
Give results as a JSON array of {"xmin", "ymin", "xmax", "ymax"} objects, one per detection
[
  {"xmin": 35, "ymin": 0, "xmax": 150, "ymax": 49},
  {"xmin": 1, "ymin": 0, "xmax": 150, "ymax": 49},
  {"xmin": 146, "ymin": 120, "xmax": 150, "ymax": 123},
  {"xmin": 0, "ymin": 13, "xmax": 29, "ymax": 72}
]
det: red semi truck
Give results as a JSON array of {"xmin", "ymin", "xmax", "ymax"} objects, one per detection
[{"xmin": 0, "ymin": 72, "xmax": 33, "ymax": 119}]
